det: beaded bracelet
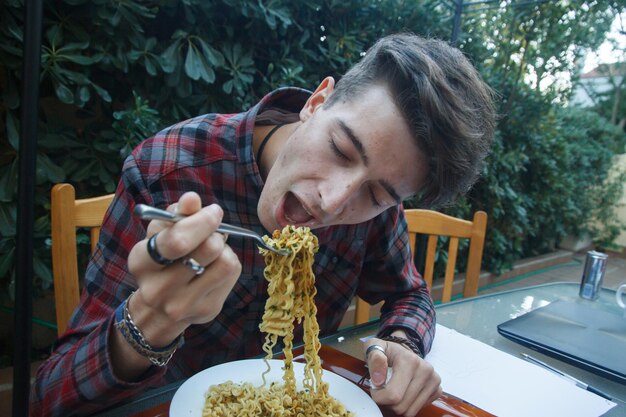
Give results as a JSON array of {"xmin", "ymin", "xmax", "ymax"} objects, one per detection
[
  {"xmin": 114, "ymin": 292, "xmax": 184, "ymax": 367},
  {"xmin": 380, "ymin": 335, "xmax": 424, "ymax": 358}
]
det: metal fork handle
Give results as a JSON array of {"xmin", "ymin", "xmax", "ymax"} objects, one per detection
[{"xmin": 133, "ymin": 204, "xmax": 288, "ymax": 255}]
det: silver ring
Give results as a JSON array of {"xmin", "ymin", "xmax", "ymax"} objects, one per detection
[
  {"xmin": 182, "ymin": 257, "xmax": 205, "ymax": 275},
  {"xmin": 366, "ymin": 344, "xmax": 386, "ymax": 359}
]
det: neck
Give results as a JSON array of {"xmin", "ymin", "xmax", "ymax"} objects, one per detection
[{"xmin": 253, "ymin": 122, "xmax": 297, "ymax": 179}]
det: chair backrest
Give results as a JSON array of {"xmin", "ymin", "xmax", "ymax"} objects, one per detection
[
  {"xmin": 51, "ymin": 183, "xmax": 114, "ymax": 335},
  {"xmin": 354, "ymin": 209, "xmax": 488, "ymax": 325}
]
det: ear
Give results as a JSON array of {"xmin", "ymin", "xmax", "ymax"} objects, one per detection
[{"xmin": 300, "ymin": 76, "xmax": 335, "ymax": 121}]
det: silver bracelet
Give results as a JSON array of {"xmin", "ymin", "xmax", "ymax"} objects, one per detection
[{"xmin": 114, "ymin": 292, "xmax": 184, "ymax": 367}]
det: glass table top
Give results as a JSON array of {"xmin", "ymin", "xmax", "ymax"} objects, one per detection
[{"xmin": 323, "ymin": 282, "xmax": 625, "ymax": 416}]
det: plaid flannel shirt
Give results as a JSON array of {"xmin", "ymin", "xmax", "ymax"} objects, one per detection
[{"xmin": 30, "ymin": 87, "xmax": 435, "ymax": 417}]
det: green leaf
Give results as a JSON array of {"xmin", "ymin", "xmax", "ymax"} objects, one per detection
[
  {"xmin": 196, "ymin": 59, "xmax": 214, "ymax": 83},
  {"xmin": 57, "ymin": 41, "xmax": 90, "ymax": 52},
  {"xmin": 6, "ymin": 20, "xmax": 23, "ymax": 43},
  {"xmin": 160, "ymin": 40, "xmax": 181, "ymax": 73},
  {"xmin": 184, "ymin": 45, "xmax": 202, "ymax": 80},
  {"xmin": 33, "ymin": 256, "xmax": 53, "ymax": 288},
  {"xmin": 0, "ymin": 246, "xmax": 15, "ymax": 278},
  {"xmin": 3, "ymin": 72, "xmax": 20, "ymax": 109},
  {"xmin": 63, "ymin": 54, "xmax": 101, "ymax": 65},
  {"xmin": 144, "ymin": 56, "xmax": 157, "ymax": 76},
  {"xmin": 79, "ymin": 85, "xmax": 91, "ymax": 103},
  {"xmin": 0, "ymin": 160, "xmax": 18, "ymax": 202},
  {"xmin": 91, "ymin": 82, "xmax": 112, "ymax": 102},
  {"xmin": 223, "ymin": 79, "xmax": 233, "ymax": 94},
  {"xmin": 145, "ymin": 37, "xmax": 156, "ymax": 50},
  {"xmin": 34, "ymin": 215, "xmax": 50, "ymax": 234},
  {"xmin": 53, "ymin": 81, "xmax": 74, "ymax": 104},
  {"xmin": 37, "ymin": 154, "xmax": 66, "ymax": 183},
  {"xmin": 0, "ymin": 204, "xmax": 16, "ymax": 237},
  {"xmin": 73, "ymin": 161, "xmax": 97, "ymax": 181},
  {"xmin": 38, "ymin": 133, "xmax": 84, "ymax": 149},
  {"xmin": 5, "ymin": 111, "xmax": 19, "ymax": 150},
  {"xmin": 199, "ymin": 40, "xmax": 225, "ymax": 67},
  {"xmin": 46, "ymin": 25, "xmax": 62, "ymax": 46},
  {"xmin": 128, "ymin": 50, "xmax": 143, "ymax": 60},
  {"xmin": 98, "ymin": 166, "xmax": 113, "ymax": 184},
  {"xmin": 171, "ymin": 30, "xmax": 188, "ymax": 40}
]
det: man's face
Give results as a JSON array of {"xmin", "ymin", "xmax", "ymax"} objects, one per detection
[{"xmin": 257, "ymin": 82, "xmax": 427, "ymax": 233}]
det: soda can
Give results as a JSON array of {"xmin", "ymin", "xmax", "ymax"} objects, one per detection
[{"xmin": 579, "ymin": 250, "xmax": 608, "ymax": 300}]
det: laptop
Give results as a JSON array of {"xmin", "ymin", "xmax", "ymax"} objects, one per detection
[{"xmin": 497, "ymin": 300, "xmax": 626, "ymax": 384}]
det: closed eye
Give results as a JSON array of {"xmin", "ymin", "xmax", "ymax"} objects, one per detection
[
  {"xmin": 329, "ymin": 138, "xmax": 350, "ymax": 161},
  {"xmin": 369, "ymin": 187, "xmax": 382, "ymax": 207}
]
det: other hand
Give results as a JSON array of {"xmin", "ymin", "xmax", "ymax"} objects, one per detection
[{"xmin": 364, "ymin": 335, "xmax": 442, "ymax": 417}]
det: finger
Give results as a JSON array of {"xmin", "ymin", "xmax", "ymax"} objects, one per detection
[
  {"xmin": 393, "ymin": 362, "xmax": 441, "ymax": 416},
  {"xmin": 162, "ymin": 247, "xmax": 241, "ymax": 324},
  {"xmin": 131, "ymin": 227, "xmax": 231, "ymax": 305},
  {"xmin": 136, "ymin": 246, "xmax": 241, "ymax": 324},
  {"xmin": 189, "ymin": 247, "xmax": 242, "ymax": 318},
  {"xmin": 158, "ymin": 204, "xmax": 223, "ymax": 259},
  {"xmin": 131, "ymin": 204, "xmax": 224, "ymax": 273},
  {"xmin": 138, "ymin": 232, "xmax": 228, "ymax": 289},
  {"xmin": 370, "ymin": 342, "xmax": 415, "ymax": 405},
  {"xmin": 391, "ymin": 376, "xmax": 425, "ymax": 416},
  {"xmin": 128, "ymin": 238, "xmax": 163, "ymax": 275},
  {"xmin": 145, "ymin": 192, "xmax": 201, "ymax": 236},
  {"xmin": 181, "ymin": 232, "xmax": 227, "ymax": 271},
  {"xmin": 172, "ymin": 192, "xmax": 202, "ymax": 216},
  {"xmin": 402, "ymin": 379, "xmax": 442, "ymax": 417},
  {"xmin": 365, "ymin": 345, "xmax": 389, "ymax": 388},
  {"xmin": 430, "ymin": 385, "xmax": 443, "ymax": 403}
]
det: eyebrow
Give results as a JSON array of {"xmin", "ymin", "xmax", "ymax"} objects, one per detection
[
  {"xmin": 336, "ymin": 119, "xmax": 402, "ymax": 204},
  {"xmin": 337, "ymin": 119, "xmax": 369, "ymax": 165}
]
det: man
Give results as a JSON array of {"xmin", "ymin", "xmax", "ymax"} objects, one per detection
[{"xmin": 31, "ymin": 33, "xmax": 495, "ymax": 416}]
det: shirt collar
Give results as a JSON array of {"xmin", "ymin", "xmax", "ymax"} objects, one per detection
[{"xmin": 238, "ymin": 87, "xmax": 311, "ymax": 188}]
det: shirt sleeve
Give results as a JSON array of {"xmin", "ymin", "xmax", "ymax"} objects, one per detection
[
  {"xmin": 29, "ymin": 153, "xmax": 168, "ymax": 417},
  {"xmin": 356, "ymin": 205, "xmax": 436, "ymax": 357}
]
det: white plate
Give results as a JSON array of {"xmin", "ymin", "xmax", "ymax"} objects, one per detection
[{"xmin": 169, "ymin": 358, "xmax": 382, "ymax": 417}]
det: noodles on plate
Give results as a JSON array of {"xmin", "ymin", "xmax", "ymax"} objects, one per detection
[{"xmin": 202, "ymin": 226, "xmax": 355, "ymax": 417}]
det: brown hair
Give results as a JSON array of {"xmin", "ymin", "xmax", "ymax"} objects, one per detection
[{"xmin": 325, "ymin": 33, "xmax": 496, "ymax": 208}]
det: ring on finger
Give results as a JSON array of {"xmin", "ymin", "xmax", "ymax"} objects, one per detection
[
  {"xmin": 147, "ymin": 232, "xmax": 175, "ymax": 266},
  {"xmin": 182, "ymin": 257, "xmax": 205, "ymax": 275},
  {"xmin": 365, "ymin": 344, "xmax": 386, "ymax": 359}
]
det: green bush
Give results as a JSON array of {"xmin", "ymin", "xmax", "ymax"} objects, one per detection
[
  {"xmin": 0, "ymin": 0, "xmax": 449, "ymax": 301},
  {"xmin": 465, "ymin": 100, "xmax": 625, "ymax": 274},
  {"xmin": 444, "ymin": 0, "xmax": 626, "ymax": 275},
  {"xmin": 0, "ymin": 0, "xmax": 624, "ymax": 303}
]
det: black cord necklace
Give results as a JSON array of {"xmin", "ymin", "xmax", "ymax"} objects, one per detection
[{"xmin": 256, "ymin": 124, "xmax": 285, "ymax": 164}]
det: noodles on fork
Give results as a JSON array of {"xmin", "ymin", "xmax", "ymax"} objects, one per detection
[{"xmin": 202, "ymin": 226, "xmax": 354, "ymax": 417}]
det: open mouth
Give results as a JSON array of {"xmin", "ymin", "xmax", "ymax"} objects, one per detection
[{"xmin": 282, "ymin": 192, "xmax": 315, "ymax": 227}]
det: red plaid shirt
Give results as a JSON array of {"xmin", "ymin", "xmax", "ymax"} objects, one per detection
[{"xmin": 31, "ymin": 87, "xmax": 435, "ymax": 416}]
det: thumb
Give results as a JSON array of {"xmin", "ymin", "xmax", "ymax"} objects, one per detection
[{"xmin": 366, "ymin": 344, "xmax": 389, "ymax": 388}]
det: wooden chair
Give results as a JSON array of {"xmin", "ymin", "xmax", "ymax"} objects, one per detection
[
  {"xmin": 354, "ymin": 209, "xmax": 488, "ymax": 325},
  {"xmin": 51, "ymin": 183, "xmax": 114, "ymax": 335}
]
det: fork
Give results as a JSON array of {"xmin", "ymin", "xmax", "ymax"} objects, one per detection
[{"xmin": 134, "ymin": 204, "xmax": 290, "ymax": 256}]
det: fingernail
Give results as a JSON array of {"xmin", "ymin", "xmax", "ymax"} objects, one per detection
[
  {"xmin": 207, "ymin": 204, "xmax": 223, "ymax": 216},
  {"xmin": 371, "ymin": 371, "xmax": 385, "ymax": 386}
]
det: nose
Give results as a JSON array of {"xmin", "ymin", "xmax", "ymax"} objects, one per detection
[{"xmin": 319, "ymin": 177, "xmax": 362, "ymax": 218}]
